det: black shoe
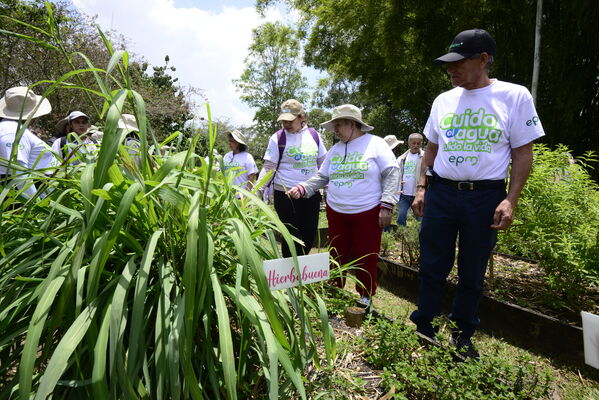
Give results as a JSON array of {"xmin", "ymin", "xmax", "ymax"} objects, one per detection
[{"xmin": 450, "ymin": 333, "xmax": 480, "ymax": 360}]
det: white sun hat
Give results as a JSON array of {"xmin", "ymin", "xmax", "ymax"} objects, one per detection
[
  {"xmin": 0, "ymin": 86, "xmax": 52, "ymax": 120},
  {"xmin": 55, "ymin": 110, "xmax": 90, "ymax": 135},
  {"xmin": 117, "ymin": 114, "xmax": 139, "ymax": 134},
  {"xmin": 320, "ymin": 104, "xmax": 373, "ymax": 132},
  {"xmin": 227, "ymin": 129, "xmax": 248, "ymax": 146},
  {"xmin": 384, "ymin": 135, "xmax": 403, "ymax": 150}
]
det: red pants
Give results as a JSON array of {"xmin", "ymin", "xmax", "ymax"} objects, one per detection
[{"xmin": 326, "ymin": 204, "xmax": 382, "ymax": 296}]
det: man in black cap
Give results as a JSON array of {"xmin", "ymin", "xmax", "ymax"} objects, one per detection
[{"xmin": 410, "ymin": 29, "xmax": 545, "ymax": 358}]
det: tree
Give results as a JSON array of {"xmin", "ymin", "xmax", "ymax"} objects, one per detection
[
  {"xmin": 1, "ymin": 0, "xmax": 196, "ymax": 141},
  {"xmin": 234, "ymin": 21, "xmax": 308, "ymax": 141},
  {"xmin": 130, "ymin": 56, "xmax": 197, "ymax": 140}
]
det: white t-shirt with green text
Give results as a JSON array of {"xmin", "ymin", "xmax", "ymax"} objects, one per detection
[
  {"xmin": 321, "ymin": 133, "xmax": 397, "ymax": 214},
  {"xmin": 50, "ymin": 134, "xmax": 98, "ymax": 166},
  {"xmin": 401, "ymin": 151, "xmax": 420, "ymax": 196},
  {"xmin": 223, "ymin": 150, "xmax": 258, "ymax": 190},
  {"xmin": 0, "ymin": 119, "xmax": 55, "ymax": 196},
  {"xmin": 424, "ymin": 79, "xmax": 545, "ymax": 181},
  {"xmin": 264, "ymin": 126, "xmax": 327, "ymax": 189}
]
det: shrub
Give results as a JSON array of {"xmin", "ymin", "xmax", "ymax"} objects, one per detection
[
  {"xmin": 380, "ymin": 231, "xmax": 395, "ymax": 256},
  {"xmin": 498, "ymin": 144, "xmax": 599, "ymax": 312},
  {"xmin": 394, "ymin": 222, "xmax": 420, "ymax": 268}
]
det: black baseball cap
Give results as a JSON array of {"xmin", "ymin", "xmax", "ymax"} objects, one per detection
[{"xmin": 433, "ymin": 29, "xmax": 496, "ymax": 65}]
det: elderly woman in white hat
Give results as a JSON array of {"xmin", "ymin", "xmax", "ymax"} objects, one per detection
[
  {"xmin": 288, "ymin": 104, "xmax": 399, "ymax": 306},
  {"xmin": 223, "ymin": 129, "xmax": 258, "ymax": 191},
  {"xmin": 51, "ymin": 110, "xmax": 97, "ymax": 164},
  {"xmin": 258, "ymin": 99, "xmax": 327, "ymax": 258},
  {"xmin": 0, "ymin": 86, "xmax": 55, "ymax": 197}
]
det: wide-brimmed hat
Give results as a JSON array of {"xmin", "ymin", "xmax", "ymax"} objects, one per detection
[
  {"xmin": 118, "ymin": 114, "xmax": 139, "ymax": 134},
  {"xmin": 320, "ymin": 104, "xmax": 374, "ymax": 132},
  {"xmin": 227, "ymin": 129, "xmax": 247, "ymax": 146},
  {"xmin": 384, "ymin": 135, "xmax": 403, "ymax": 150},
  {"xmin": 55, "ymin": 110, "xmax": 90, "ymax": 135},
  {"xmin": 277, "ymin": 99, "xmax": 305, "ymax": 122},
  {"xmin": 0, "ymin": 86, "xmax": 51, "ymax": 120},
  {"xmin": 434, "ymin": 29, "xmax": 496, "ymax": 65}
]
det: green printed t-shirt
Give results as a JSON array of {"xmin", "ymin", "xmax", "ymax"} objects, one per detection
[
  {"xmin": 223, "ymin": 150, "xmax": 258, "ymax": 189},
  {"xmin": 264, "ymin": 126, "xmax": 327, "ymax": 189},
  {"xmin": 321, "ymin": 133, "xmax": 397, "ymax": 214},
  {"xmin": 424, "ymin": 79, "xmax": 545, "ymax": 181}
]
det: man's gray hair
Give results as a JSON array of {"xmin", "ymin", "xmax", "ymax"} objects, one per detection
[{"xmin": 408, "ymin": 133, "xmax": 423, "ymax": 141}]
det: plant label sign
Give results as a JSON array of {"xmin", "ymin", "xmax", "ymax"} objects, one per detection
[
  {"xmin": 263, "ymin": 252, "xmax": 330, "ymax": 291},
  {"xmin": 581, "ymin": 311, "xmax": 599, "ymax": 370}
]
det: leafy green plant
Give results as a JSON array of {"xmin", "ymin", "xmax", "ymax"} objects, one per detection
[
  {"xmin": 394, "ymin": 222, "xmax": 420, "ymax": 268},
  {"xmin": 361, "ymin": 319, "xmax": 553, "ymax": 399},
  {"xmin": 0, "ymin": 4, "xmax": 334, "ymax": 399},
  {"xmin": 498, "ymin": 144, "xmax": 599, "ymax": 312},
  {"xmin": 380, "ymin": 231, "xmax": 394, "ymax": 257}
]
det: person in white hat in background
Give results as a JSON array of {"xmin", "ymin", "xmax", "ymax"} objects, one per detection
[
  {"xmin": 258, "ymin": 99, "xmax": 327, "ymax": 258},
  {"xmin": 118, "ymin": 113, "xmax": 142, "ymax": 164},
  {"xmin": 0, "ymin": 86, "xmax": 55, "ymax": 198},
  {"xmin": 395, "ymin": 133, "xmax": 425, "ymax": 226},
  {"xmin": 223, "ymin": 129, "xmax": 258, "ymax": 193},
  {"xmin": 383, "ymin": 134, "xmax": 403, "ymax": 155},
  {"xmin": 51, "ymin": 110, "xmax": 98, "ymax": 164},
  {"xmin": 288, "ymin": 104, "xmax": 399, "ymax": 306}
]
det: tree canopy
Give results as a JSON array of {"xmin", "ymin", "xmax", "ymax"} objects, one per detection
[
  {"xmin": 257, "ymin": 0, "xmax": 599, "ymax": 165},
  {"xmin": 0, "ymin": 0, "xmax": 195, "ymax": 140},
  {"xmin": 234, "ymin": 21, "xmax": 308, "ymax": 141}
]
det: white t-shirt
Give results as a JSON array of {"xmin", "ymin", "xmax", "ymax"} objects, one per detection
[
  {"xmin": 264, "ymin": 126, "xmax": 327, "ymax": 189},
  {"xmin": 50, "ymin": 134, "xmax": 98, "ymax": 166},
  {"xmin": 401, "ymin": 151, "xmax": 420, "ymax": 196},
  {"xmin": 0, "ymin": 119, "xmax": 55, "ymax": 172},
  {"xmin": 0, "ymin": 119, "xmax": 55, "ymax": 196},
  {"xmin": 320, "ymin": 133, "xmax": 397, "ymax": 214},
  {"xmin": 223, "ymin": 150, "xmax": 258, "ymax": 189},
  {"xmin": 424, "ymin": 79, "xmax": 545, "ymax": 181}
]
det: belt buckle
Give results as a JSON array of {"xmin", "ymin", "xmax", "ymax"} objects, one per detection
[{"xmin": 457, "ymin": 181, "xmax": 474, "ymax": 190}]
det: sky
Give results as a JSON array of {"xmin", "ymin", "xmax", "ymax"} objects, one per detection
[{"xmin": 69, "ymin": 0, "xmax": 319, "ymax": 127}]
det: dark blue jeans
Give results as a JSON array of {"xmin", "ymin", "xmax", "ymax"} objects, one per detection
[
  {"xmin": 410, "ymin": 181, "xmax": 505, "ymax": 339},
  {"xmin": 396, "ymin": 194, "xmax": 422, "ymax": 226}
]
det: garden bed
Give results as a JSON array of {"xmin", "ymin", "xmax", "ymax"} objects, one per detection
[
  {"xmin": 381, "ymin": 245, "xmax": 599, "ymax": 324},
  {"xmin": 377, "ymin": 256, "xmax": 586, "ymax": 362},
  {"xmin": 298, "ymin": 302, "xmax": 561, "ymax": 399}
]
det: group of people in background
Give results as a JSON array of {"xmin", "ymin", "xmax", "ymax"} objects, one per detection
[
  {"xmin": 1, "ymin": 28, "xmax": 546, "ymax": 359},
  {"xmin": 227, "ymin": 28, "xmax": 546, "ymax": 360},
  {"xmin": 0, "ymin": 85, "xmax": 142, "ymax": 197}
]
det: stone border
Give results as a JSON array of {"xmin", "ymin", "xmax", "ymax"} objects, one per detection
[{"xmin": 377, "ymin": 256, "xmax": 585, "ymax": 363}]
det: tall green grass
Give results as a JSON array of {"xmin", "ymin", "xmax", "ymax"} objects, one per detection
[{"xmin": 0, "ymin": 4, "xmax": 335, "ymax": 398}]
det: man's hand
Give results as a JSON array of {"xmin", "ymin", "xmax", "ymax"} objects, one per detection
[
  {"xmin": 379, "ymin": 207, "xmax": 392, "ymax": 228},
  {"xmin": 490, "ymin": 199, "xmax": 515, "ymax": 230},
  {"xmin": 287, "ymin": 186, "xmax": 302, "ymax": 199},
  {"xmin": 411, "ymin": 188, "xmax": 425, "ymax": 217}
]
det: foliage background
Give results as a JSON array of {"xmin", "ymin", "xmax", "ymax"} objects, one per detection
[
  {"xmin": 0, "ymin": 0, "xmax": 196, "ymax": 140},
  {"xmin": 254, "ymin": 0, "xmax": 598, "ymax": 178}
]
